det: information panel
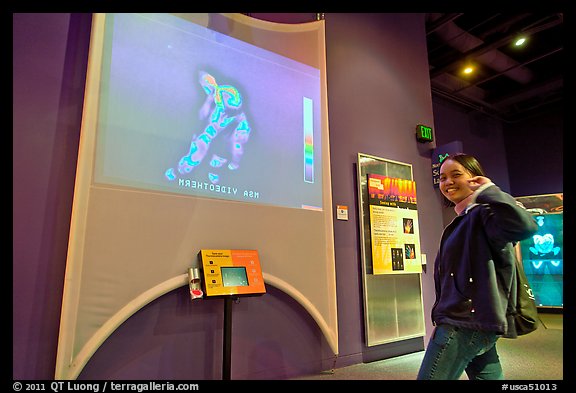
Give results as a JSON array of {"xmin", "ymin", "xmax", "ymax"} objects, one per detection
[
  {"xmin": 367, "ymin": 174, "xmax": 422, "ymax": 274},
  {"xmin": 356, "ymin": 153, "xmax": 425, "ymax": 346},
  {"xmin": 199, "ymin": 249, "xmax": 266, "ymax": 296}
]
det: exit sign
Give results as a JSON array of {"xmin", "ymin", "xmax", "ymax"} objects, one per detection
[{"xmin": 416, "ymin": 124, "xmax": 434, "ymax": 143}]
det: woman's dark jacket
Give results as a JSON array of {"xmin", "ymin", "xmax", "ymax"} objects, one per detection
[{"xmin": 431, "ymin": 183, "xmax": 538, "ymax": 336}]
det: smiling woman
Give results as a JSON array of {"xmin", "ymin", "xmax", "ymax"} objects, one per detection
[
  {"xmin": 438, "ymin": 153, "xmax": 488, "ymax": 207},
  {"xmin": 418, "ymin": 152, "xmax": 539, "ymax": 380}
]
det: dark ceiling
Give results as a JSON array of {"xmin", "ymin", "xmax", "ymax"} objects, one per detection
[{"xmin": 425, "ymin": 12, "xmax": 564, "ymax": 123}]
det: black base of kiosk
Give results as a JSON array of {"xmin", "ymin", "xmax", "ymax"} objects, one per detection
[
  {"xmin": 196, "ymin": 249, "xmax": 267, "ymax": 380},
  {"xmin": 222, "ymin": 296, "xmax": 237, "ymax": 380}
]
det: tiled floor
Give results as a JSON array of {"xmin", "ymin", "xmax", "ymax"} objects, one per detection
[{"xmin": 292, "ymin": 312, "xmax": 563, "ymax": 380}]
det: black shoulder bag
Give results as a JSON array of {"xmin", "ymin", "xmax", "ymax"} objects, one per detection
[{"xmin": 513, "ymin": 255, "xmax": 539, "ymax": 336}]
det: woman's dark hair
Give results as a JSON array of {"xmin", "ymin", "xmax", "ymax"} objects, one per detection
[{"xmin": 440, "ymin": 153, "xmax": 487, "ymax": 207}]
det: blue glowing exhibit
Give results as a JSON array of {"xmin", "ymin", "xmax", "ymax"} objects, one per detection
[{"xmin": 518, "ymin": 212, "xmax": 563, "ymax": 308}]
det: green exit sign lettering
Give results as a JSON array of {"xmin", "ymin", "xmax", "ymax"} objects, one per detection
[{"xmin": 416, "ymin": 124, "xmax": 434, "ymax": 143}]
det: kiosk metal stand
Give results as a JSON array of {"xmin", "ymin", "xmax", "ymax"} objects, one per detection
[
  {"xmin": 196, "ymin": 250, "xmax": 266, "ymax": 380},
  {"xmin": 222, "ymin": 296, "xmax": 236, "ymax": 380}
]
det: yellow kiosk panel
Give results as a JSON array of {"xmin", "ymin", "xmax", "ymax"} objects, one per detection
[{"xmin": 199, "ymin": 249, "xmax": 266, "ymax": 296}]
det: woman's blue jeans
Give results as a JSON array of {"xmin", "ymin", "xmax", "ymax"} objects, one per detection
[{"xmin": 417, "ymin": 324, "xmax": 503, "ymax": 380}]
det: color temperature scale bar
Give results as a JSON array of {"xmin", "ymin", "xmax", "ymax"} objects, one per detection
[{"xmin": 303, "ymin": 97, "xmax": 314, "ymax": 183}]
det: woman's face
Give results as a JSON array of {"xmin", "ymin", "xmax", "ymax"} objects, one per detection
[{"xmin": 439, "ymin": 159, "xmax": 475, "ymax": 204}]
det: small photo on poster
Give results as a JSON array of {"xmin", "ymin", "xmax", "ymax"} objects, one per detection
[
  {"xmin": 403, "ymin": 218, "xmax": 414, "ymax": 234},
  {"xmin": 391, "ymin": 247, "xmax": 404, "ymax": 271},
  {"xmin": 405, "ymin": 243, "xmax": 416, "ymax": 260}
]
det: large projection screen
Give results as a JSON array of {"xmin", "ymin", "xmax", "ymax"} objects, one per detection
[{"xmin": 55, "ymin": 13, "xmax": 337, "ymax": 379}]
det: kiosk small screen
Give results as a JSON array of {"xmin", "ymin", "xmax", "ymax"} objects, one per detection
[{"xmin": 221, "ymin": 267, "xmax": 249, "ymax": 287}]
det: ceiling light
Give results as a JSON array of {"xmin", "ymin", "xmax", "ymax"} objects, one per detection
[
  {"xmin": 514, "ymin": 37, "xmax": 527, "ymax": 47},
  {"xmin": 463, "ymin": 66, "xmax": 474, "ymax": 74}
]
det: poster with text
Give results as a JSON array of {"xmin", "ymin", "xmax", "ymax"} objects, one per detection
[{"xmin": 367, "ymin": 174, "xmax": 422, "ymax": 274}]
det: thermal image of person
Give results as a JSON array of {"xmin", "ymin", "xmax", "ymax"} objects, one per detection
[{"xmin": 166, "ymin": 71, "xmax": 251, "ymax": 184}]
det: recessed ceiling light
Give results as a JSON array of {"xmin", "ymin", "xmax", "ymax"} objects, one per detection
[{"xmin": 514, "ymin": 37, "xmax": 527, "ymax": 46}]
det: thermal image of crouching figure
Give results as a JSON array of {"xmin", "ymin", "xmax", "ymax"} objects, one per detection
[{"xmin": 165, "ymin": 71, "xmax": 251, "ymax": 184}]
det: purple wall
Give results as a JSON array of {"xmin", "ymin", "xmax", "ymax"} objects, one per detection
[
  {"xmin": 432, "ymin": 96, "xmax": 512, "ymax": 193},
  {"xmin": 431, "ymin": 96, "xmax": 563, "ymax": 199},
  {"xmin": 13, "ymin": 12, "xmax": 562, "ymax": 380},
  {"xmin": 79, "ymin": 286, "xmax": 329, "ymax": 379},
  {"xmin": 503, "ymin": 108, "xmax": 563, "ymax": 197},
  {"xmin": 322, "ymin": 13, "xmax": 441, "ymax": 363},
  {"xmin": 13, "ymin": 13, "xmax": 91, "ymax": 379}
]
